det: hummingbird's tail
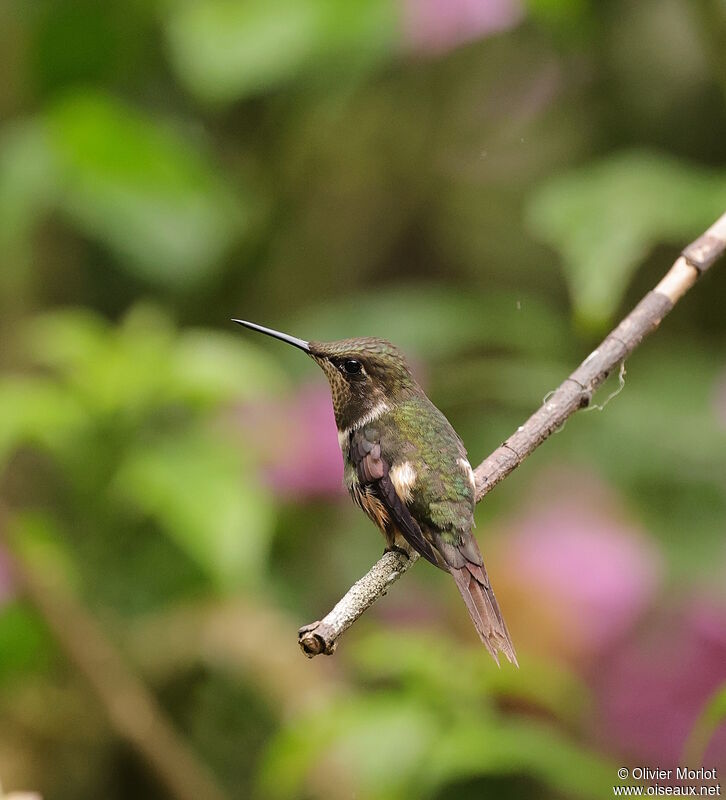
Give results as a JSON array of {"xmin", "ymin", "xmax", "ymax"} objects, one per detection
[{"xmin": 450, "ymin": 562, "xmax": 518, "ymax": 666}]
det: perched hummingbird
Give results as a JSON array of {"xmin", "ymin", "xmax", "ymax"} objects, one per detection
[{"xmin": 233, "ymin": 320, "xmax": 517, "ymax": 665}]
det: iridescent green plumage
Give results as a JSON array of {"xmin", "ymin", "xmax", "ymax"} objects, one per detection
[{"xmin": 232, "ymin": 321, "xmax": 517, "ymax": 665}]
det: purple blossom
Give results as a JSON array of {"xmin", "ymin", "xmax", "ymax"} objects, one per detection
[
  {"xmin": 498, "ymin": 471, "xmax": 663, "ymax": 658},
  {"xmin": 593, "ymin": 597, "xmax": 726, "ymax": 770},
  {"xmin": 239, "ymin": 383, "xmax": 345, "ymax": 500}
]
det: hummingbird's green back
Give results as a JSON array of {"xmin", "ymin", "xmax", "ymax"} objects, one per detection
[{"xmin": 378, "ymin": 395, "xmax": 475, "ymax": 537}]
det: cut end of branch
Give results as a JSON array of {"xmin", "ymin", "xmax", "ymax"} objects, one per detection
[{"xmin": 298, "ymin": 622, "xmax": 337, "ymax": 657}]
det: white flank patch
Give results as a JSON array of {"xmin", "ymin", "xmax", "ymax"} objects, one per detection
[
  {"xmin": 458, "ymin": 458, "xmax": 476, "ymax": 492},
  {"xmin": 390, "ymin": 461, "xmax": 417, "ymax": 503},
  {"xmin": 337, "ymin": 399, "xmax": 390, "ymax": 448}
]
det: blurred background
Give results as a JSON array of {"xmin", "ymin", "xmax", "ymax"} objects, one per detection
[{"xmin": 1, "ymin": 0, "xmax": 725, "ymax": 798}]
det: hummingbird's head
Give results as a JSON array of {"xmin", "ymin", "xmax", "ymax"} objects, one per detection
[{"xmin": 232, "ymin": 320, "xmax": 418, "ymax": 431}]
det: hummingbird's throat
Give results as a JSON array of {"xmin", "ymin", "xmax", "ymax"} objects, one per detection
[{"xmin": 336, "ymin": 398, "xmax": 391, "ymax": 444}]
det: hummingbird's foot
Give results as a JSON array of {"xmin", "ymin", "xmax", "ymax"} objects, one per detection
[{"xmin": 384, "ymin": 545, "xmax": 411, "ymax": 560}]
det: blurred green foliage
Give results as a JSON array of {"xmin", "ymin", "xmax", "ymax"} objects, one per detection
[
  {"xmin": 528, "ymin": 151, "xmax": 726, "ymax": 328},
  {"xmin": 685, "ymin": 682, "xmax": 726, "ymax": 766},
  {"xmin": 165, "ymin": 0, "xmax": 398, "ymax": 102},
  {"xmin": 0, "ymin": 0, "xmax": 725, "ymax": 798},
  {"xmin": 259, "ymin": 631, "xmax": 609, "ymax": 800},
  {"xmin": 1, "ymin": 93, "xmax": 243, "ymax": 287},
  {"xmin": 1, "ymin": 307, "xmax": 283, "ymax": 600}
]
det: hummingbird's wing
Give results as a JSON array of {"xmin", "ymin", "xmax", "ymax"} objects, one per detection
[
  {"xmin": 350, "ymin": 405, "xmax": 518, "ymax": 666},
  {"xmin": 348, "ymin": 429, "xmax": 439, "ymax": 566}
]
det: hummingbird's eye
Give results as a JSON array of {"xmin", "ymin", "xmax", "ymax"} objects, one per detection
[{"xmin": 342, "ymin": 359, "xmax": 362, "ymax": 375}]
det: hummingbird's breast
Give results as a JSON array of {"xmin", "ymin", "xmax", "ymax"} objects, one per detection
[{"xmin": 339, "ymin": 395, "xmax": 476, "ymax": 537}]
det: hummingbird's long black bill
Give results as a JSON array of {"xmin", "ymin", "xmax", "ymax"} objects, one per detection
[{"xmin": 231, "ymin": 319, "xmax": 310, "ymax": 353}]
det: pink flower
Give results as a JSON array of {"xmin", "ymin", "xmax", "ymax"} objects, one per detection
[
  {"xmin": 403, "ymin": 0, "xmax": 524, "ymax": 56},
  {"xmin": 238, "ymin": 383, "xmax": 345, "ymax": 500},
  {"xmin": 593, "ymin": 598, "xmax": 726, "ymax": 770},
  {"xmin": 496, "ymin": 470, "xmax": 663, "ymax": 659}
]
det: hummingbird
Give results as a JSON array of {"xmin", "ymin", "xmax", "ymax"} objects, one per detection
[{"xmin": 232, "ymin": 319, "xmax": 517, "ymax": 665}]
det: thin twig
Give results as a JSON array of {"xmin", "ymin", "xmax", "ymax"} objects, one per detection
[{"xmin": 298, "ymin": 210, "xmax": 726, "ymax": 658}]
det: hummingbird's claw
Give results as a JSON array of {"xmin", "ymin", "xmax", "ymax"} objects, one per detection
[{"xmin": 384, "ymin": 545, "xmax": 411, "ymax": 560}]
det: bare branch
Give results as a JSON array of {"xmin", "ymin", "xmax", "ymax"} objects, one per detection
[
  {"xmin": 299, "ymin": 210, "xmax": 726, "ymax": 658},
  {"xmin": 299, "ymin": 549, "xmax": 418, "ymax": 656}
]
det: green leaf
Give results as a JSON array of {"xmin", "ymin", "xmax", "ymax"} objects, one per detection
[
  {"xmin": 423, "ymin": 719, "xmax": 616, "ymax": 800},
  {"xmin": 114, "ymin": 428, "xmax": 275, "ymax": 589},
  {"xmin": 43, "ymin": 91, "xmax": 244, "ymax": 286},
  {"xmin": 259, "ymin": 694, "xmax": 437, "ymax": 800},
  {"xmin": 25, "ymin": 306, "xmax": 178, "ymax": 416},
  {"xmin": 0, "ymin": 120, "xmax": 57, "ymax": 298},
  {"xmin": 0, "ymin": 602, "xmax": 53, "ymax": 684},
  {"xmin": 0, "ymin": 376, "xmax": 87, "ymax": 467},
  {"xmin": 260, "ymin": 688, "xmax": 612, "ymax": 800},
  {"xmin": 164, "ymin": 0, "xmax": 398, "ymax": 103},
  {"xmin": 526, "ymin": 150, "xmax": 726, "ymax": 329},
  {"xmin": 173, "ymin": 328, "xmax": 289, "ymax": 405},
  {"xmin": 526, "ymin": 0, "xmax": 593, "ymax": 29},
  {"xmin": 683, "ymin": 681, "xmax": 726, "ymax": 765},
  {"xmin": 24, "ymin": 306, "xmax": 287, "ymax": 415},
  {"xmin": 350, "ymin": 630, "xmax": 590, "ymax": 726},
  {"xmin": 165, "ymin": 0, "xmax": 325, "ymax": 102},
  {"xmin": 24, "ymin": 307, "xmax": 113, "ymax": 372}
]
